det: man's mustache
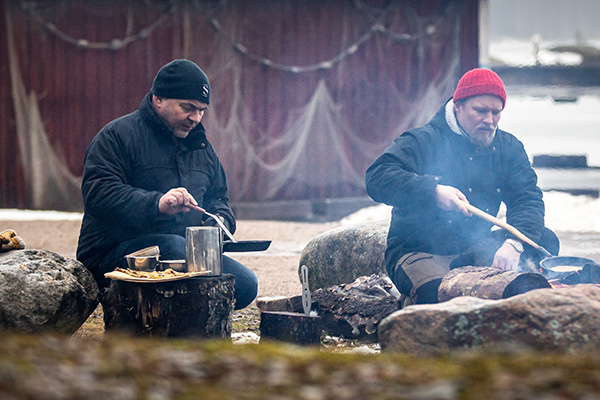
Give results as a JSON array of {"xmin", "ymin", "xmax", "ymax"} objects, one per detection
[{"xmin": 476, "ymin": 124, "xmax": 495, "ymax": 132}]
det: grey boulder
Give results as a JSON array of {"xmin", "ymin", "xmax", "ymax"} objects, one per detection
[
  {"xmin": 379, "ymin": 285, "xmax": 600, "ymax": 355},
  {"xmin": 299, "ymin": 220, "xmax": 388, "ymax": 290},
  {"xmin": 0, "ymin": 249, "xmax": 99, "ymax": 333}
]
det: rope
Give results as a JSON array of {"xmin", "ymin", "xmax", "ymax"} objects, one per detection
[
  {"xmin": 19, "ymin": 0, "xmax": 175, "ymax": 51},
  {"xmin": 206, "ymin": 0, "xmax": 460, "ymax": 73}
]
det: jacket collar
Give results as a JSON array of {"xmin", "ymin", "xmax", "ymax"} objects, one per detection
[
  {"xmin": 444, "ymin": 99, "xmax": 470, "ymax": 139},
  {"xmin": 438, "ymin": 98, "xmax": 499, "ymax": 151},
  {"xmin": 138, "ymin": 93, "xmax": 208, "ymax": 150}
]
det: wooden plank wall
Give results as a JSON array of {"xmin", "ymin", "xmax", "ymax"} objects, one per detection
[{"xmin": 0, "ymin": 0, "xmax": 479, "ymax": 210}]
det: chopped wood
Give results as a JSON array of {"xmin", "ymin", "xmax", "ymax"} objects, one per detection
[
  {"xmin": 312, "ymin": 274, "xmax": 400, "ymax": 340},
  {"xmin": 438, "ymin": 266, "xmax": 551, "ymax": 302}
]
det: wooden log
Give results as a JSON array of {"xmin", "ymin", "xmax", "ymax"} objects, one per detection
[
  {"xmin": 256, "ymin": 295, "xmax": 303, "ymax": 313},
  {"xmin": 438, "ymin": 266, "xmax": 551, "ymax": 302},
  {"xmin": 259, "ymin": 311, "xmax": 322, "ymax": 346},
  {"xmin": 101, "ymin": 275, "xmax": 235, "ymax": 338}
]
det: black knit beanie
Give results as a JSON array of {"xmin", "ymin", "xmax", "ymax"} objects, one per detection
[{"xmin": 151, "ymin": 59, "xmax": 210, "ymax": 104}]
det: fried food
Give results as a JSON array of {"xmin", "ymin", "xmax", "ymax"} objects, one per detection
[
  {"xmin": 550, "ymin": 265, "xmax": 582, "ymax": 272},
  {"xmin": 115, "ymin": 267, "xmax": 187, "ymax": 279}
]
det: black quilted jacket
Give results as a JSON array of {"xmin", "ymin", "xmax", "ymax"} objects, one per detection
[
  {"xmin": 77, "ymin": 93, "xmax": 234, "ymax": 273},
  {"xmin": 365, "ymin": 100, "xmax": 545, "ymax": 275}
]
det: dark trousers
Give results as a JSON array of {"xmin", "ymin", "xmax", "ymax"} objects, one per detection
[
  {"xmin": 96, "ymin": 234, "xmax": 258, "ymax": 310},
  {"xmin": 391, "ymin": 227, "xmax": 560, "ymax": 305}
]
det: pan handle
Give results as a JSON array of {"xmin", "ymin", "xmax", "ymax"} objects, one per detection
[
  {"xmin": 464, "ymin": 203, "xmax": 552, "ymax": 258},
  {"xmin": 188, "ymin": 204, "xmax": 237, "ymax": 243}
]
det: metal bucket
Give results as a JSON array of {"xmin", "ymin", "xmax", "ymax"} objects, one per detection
[{"xmin": 185, "ymin": 226, "xmax": 223, "ymax": 276}]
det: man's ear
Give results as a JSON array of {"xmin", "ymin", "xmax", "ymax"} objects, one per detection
[{"xmin": 152, "ymin": 95, "xmax": 163, "ymax": 107}]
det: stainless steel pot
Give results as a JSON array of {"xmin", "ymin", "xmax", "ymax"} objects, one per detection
[{"xmin": 185, "ymin": 226, "xmax": 222, "ymax": 276}]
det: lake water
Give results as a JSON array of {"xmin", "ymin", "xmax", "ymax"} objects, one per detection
[{"xmin": 500, "ymin": 94, "xmax": 600, "ymax": 167}]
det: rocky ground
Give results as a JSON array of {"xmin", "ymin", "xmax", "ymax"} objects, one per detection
[{"xmin": 3, "ymin": 216, "xmax": 600, "ymax": 346}]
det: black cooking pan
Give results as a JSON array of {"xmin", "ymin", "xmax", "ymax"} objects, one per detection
[
  {"xmin": 539, "ymin": 255, "xmax": 599, "ymax": 275},
  {"xmin": 223, "ymin": 240, "xmax": 272, "ymax": 252},
  {"xmin": 465, "ymin": 203, "xmax": 598, "ymax": 270}
]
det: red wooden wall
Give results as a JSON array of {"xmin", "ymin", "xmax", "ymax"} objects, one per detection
[{"xmin": 0, "ymin": 0, "xmax": 479, "ymax": 210}]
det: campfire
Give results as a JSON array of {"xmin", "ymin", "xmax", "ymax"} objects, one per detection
[{"xmin": 543, "ymin": 262, "xmax": 600, "ymax": 288}]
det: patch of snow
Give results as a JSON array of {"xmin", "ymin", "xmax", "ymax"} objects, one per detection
[
  {"xmin": 231, "ymin": 331, "xmax": 260, "ymax": 345},
  {"xmin": 0, "ymin": 209, "xmax": 83, "ymax": 221}
]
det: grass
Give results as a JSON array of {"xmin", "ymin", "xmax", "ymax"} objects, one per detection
[{"xmin": 72, "ymin": 302, "xmax": 264, "ymax": 341}]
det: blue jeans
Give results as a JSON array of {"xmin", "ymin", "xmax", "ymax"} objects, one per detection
[{"xmin": 98, "ymin": 234, "xmax": 258, "ymax": 310}]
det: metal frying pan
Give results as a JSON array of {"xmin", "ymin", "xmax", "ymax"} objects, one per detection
[
  {"xmin": 465, "ymin": 203, "xmax": 598, "ymax": 271},
  {"xmin": 189, "ymin": 204, "xmax": 271, "ymax": 252},
  {"xmin": 223, "ymin": 240, "xmax": 272, "ymax": 252},
  {"xmin": 538, "ymin": 255, "xmax": 598, "ymax": 276}
]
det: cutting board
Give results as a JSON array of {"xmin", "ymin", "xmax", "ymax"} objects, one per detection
[{"xmin": 104, "ymin": 270, "xmax": 212, "ymax": 283}]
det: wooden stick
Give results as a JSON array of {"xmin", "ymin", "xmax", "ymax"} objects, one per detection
[{"xmin": 464, "ymin": 203, "xmax": 551, "ymax": 257}]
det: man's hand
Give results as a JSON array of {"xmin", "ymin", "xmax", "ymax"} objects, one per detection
[
  {"xmin": 434, "ymin": 184, "xmax": 471, "ymax": 216},
  {"xmin": 158, "ymin": 188, "xmax": 198, "ymax": 215},
  {"xmin": 491, "ymin": 242, "xmax": 522, "ymax": 270}
]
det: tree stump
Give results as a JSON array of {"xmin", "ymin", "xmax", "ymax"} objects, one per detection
[
  {"xmin": 438, "ymin": 266, "xmax": 551, "ymax": 302},
  {"xmin": 101, "ymin": 274, "xmax": 235, "ymax": 338},
  {"xmin": 260, "ymin": 311, "xmax": 322, "ymax": 346}
]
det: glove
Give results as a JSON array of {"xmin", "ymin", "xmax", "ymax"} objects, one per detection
[{"xmin": 1, "ymin": 229, "xmax": 26, "ymax": 252}]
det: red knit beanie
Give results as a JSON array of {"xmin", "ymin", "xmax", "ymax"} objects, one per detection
[{"xmin": 453, "ymin": 68, "xmax": 506, "ymax": 108}]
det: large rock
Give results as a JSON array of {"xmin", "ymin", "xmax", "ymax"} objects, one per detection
[
  {"xmin": 0, "ymin": 249, "xmax": 99, "ymax": 333},
  {"xmin": 379, "ymin": 285, "xmax": 600, "ymax": 355},
  {"xmin": 298, "ymin": 220, "xmax": 388, "ymax": 290}
]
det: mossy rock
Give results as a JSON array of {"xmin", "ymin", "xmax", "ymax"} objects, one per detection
[{"xmin": 2, "ymin": 331, "xmax": 600, "ymax": 399}]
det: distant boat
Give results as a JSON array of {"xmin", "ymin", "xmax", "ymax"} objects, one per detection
[
  {"xmin": 491, "ymin": 41, "xmax": 600, "ymax": 100},
  {"xmin": 547, "ymin": 44, "xmax": 600, "ymax": 66}
]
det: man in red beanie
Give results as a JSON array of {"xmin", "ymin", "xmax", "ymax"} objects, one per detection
[{"xmin": 365, "ymin": 68, "xmax": 559, "ymax": 306}]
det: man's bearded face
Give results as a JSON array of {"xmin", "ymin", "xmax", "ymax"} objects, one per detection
[{"xmin": 455, "ymin": 95, "xmax": 503, "ymax": 149}]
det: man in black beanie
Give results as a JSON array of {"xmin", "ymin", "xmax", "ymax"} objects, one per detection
[{"xmin": 77, "ymin": 59, "xmax": 258, "ymax": 310}]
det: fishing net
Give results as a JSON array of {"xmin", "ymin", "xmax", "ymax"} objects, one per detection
[
  {"xmin": 190, "ymin": 0, "xmax": 463, "ymax": 201},
  {"xmin": 4, "ymin": 0, "xmax": 465, "ymax": 209},
  {"xmin": 5, "ymin": 4, "xmax": 82, "ymax": 211}
]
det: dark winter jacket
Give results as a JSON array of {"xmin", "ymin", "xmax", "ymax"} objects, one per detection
[
  {"xmin": 365, "ymin": 100, "xmax": 545, "ymax": 275},
  {"xmin": 76, "ymin": 93, "xmax": 235, "ymax": 273}
]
